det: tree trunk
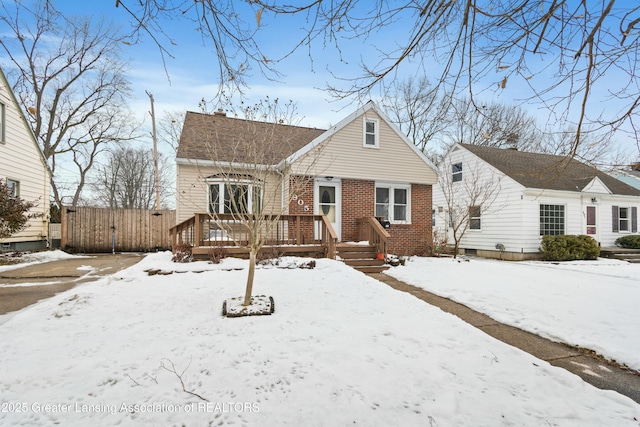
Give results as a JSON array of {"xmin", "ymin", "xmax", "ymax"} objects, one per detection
[{"xmin": 243, "ymin": 249, "xmax": 257, "ymax": 306}]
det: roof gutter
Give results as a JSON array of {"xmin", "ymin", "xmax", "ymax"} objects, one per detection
[{"xmin": 176, "ymin": 157, "xmax": 278, "ymax": 171}]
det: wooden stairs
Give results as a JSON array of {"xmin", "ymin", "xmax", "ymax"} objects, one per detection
[{"xmin": 337, "ymin": 244, "xmax": 389, "ymax": 273}]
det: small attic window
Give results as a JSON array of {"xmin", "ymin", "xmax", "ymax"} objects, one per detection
[{"xmin": 363, "ymin": 118, "xmax": 379, "ymax": 148}]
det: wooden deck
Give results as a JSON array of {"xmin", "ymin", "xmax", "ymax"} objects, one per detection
[{"xmin": 169, "ymin": 213, "xmax": 391, "ymax": 267}]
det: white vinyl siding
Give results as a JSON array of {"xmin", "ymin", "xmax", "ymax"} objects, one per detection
[
  {"xmin": 292, "ymin": 110, "xmax": 437, "ymax": 185},
  {"xmin": 434, "ymin": 145, "xmax": 640, "ymax": 256},
  {"xmin": 0, "ymin": 71, "xmax": 50, "ymax": 244}
]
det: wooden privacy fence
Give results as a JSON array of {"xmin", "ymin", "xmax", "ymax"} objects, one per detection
[{"xmin": 61, "ymin": 207, "xmax": 176, "ymax": 253}]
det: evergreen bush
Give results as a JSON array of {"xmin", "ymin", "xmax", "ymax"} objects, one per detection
[
  {"xmin": 615, "ymin": 235, "xmax": 640, "ymax": 249},
  {"xmin": 540, "ymin": 235, "xmax": 600, "ymax": 261}
]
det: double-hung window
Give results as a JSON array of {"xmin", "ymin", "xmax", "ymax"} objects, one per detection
[
  {"xmin": 612, "ymin": 206, "xmax": 638, "ymax": 233},
  {"xmin": 452, "ymin": 162, "xmax": 462, "ymax": 182},
  {"xmin": 375, "ymin": 184, "xmax": 410, "ymax": 223},
  {"xmin": 6, "ymin": 179, "xmax": 19, "ymax": 197},
  {"xmin": 363, "ymin": 118, "xmax": 379, "ymax": 148},
  {"xmin": 469, "ymin": 206, "xmax": 481, "ymax": 230},
  {"xmin": 208, "ymin": 178, "xmax": 262, "ymax": 215},
  {"xmin": 540, "ymin": 204, "xmax": 565, "ymax": 235}
]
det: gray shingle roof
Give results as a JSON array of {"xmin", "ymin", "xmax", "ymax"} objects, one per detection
[
  {"xmin": 177, "ymin": 111, "xmax": 326, "ymax": 165},
  {"xmin": 460, "ymin": 143, "xmax": 640, "ymax": 196}
]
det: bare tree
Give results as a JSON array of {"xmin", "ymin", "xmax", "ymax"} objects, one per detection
[
  {"xmin": 537, "ymin": 126, "xmax": 621, "ymax": 168},
  {"xmin": 0, "ymin": 1, "xmax": 138, "ymax": 207},
  {"xmin": 443, "ymin": 98, "xmax": 543, "ymax": 152},
  {"xmin": 191, "ymin": 98, "xmax": 324, "ymax": 306},
  {"xmin": 158, "ymin": 110, "xmax": 185, "ymax": 153},
  {"xmin": 118, "ymin": 1, "xmax": 640, "ymax": 156},
  {"xmin": 381, "ymin": 76, "xmax": 451, "ymax": 158},
  {"xmin": 90, "ymin": 147, "xmax": 174, "ymax": 210},
  {"xmin": 438, "ymin": 158, "xmax": 503, "ymax": 258}
]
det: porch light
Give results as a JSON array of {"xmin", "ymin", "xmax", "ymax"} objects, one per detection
[
  {"xmin": 591, "ymin": 197, "xmax": 598, "ymax": 203},
  {"xmin": 325, "ymin": 176, "xmax": 334, "ymax": 180}
]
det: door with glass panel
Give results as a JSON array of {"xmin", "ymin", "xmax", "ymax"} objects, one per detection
[
  {"xmin": 315, "ymin": 179, "xmax": 341, "ymax": 240},
  {"xmin": 586, "ymin": 205, "xmax": 598, "ymax": 239}
]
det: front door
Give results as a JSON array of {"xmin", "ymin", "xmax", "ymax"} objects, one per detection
[
  {"xmin": 315, "ymin": 178, "xmax": 341, "ymax": 240},
  {"xmin": 586, "ymin": 205, "xmax": 597, "ymax": 239}
]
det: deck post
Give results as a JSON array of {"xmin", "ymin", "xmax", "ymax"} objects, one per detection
[{"xmin": 194, "ymin": 213, "xmax": 203, "ymax": 247}]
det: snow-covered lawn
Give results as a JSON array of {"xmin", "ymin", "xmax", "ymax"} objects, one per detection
[
  {"xmin": 0, "ymin": 250, "xmax": 82, "ymax": 273},
  {"xmin": 386, "ymin": 256, "xmax": 640, "ymax": 371},
  {"xmin": 0, "ymin": 252, "xmax": 638, "ymax": 426}
]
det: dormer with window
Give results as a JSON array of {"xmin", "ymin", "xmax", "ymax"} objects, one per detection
[{"xmin": 363, "ymin": 117, "xmax": 379, "ymax": 148}]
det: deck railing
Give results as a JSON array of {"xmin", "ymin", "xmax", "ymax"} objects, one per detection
[
  {"xmin": 356, "ymin": 217, "xmax": 391, "ymax": 256},
  {"xmin": 169, "ymin": 213, "xmax": 338, "ymax": 258}
]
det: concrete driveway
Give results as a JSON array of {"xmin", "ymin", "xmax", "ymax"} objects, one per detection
[{"xmin": 0, "ymin": 253, "xmax": 144, "ymax": 315}]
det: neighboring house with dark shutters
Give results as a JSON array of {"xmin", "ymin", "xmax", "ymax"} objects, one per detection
[
  {"xmin": 433, "ymin": 143, "xmax": 640, "ymax": 260},
  {"xmin": 0, "ymin": 67, "xmax": 50, "ymax": 251},
  {"xmin": 173, "ymin": 101, "xmax": 438, "ymax": 260}
]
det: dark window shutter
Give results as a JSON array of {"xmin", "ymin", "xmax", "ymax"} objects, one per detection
[
  {"xmin": 633, "ymin": 207, "xmax": 638, "ymax": 233},
  {"xmin": 612, "ymin": 206, "xmax": 619, "ymax": 232}
]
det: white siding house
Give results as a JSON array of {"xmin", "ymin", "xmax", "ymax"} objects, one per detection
[
  {"xmin": 433, "ymin": 144, "xmax": 640, "ymax": 260},
  {"xmin": 0, "ymin": 67, "xmax": 51, "ymax": 251}
]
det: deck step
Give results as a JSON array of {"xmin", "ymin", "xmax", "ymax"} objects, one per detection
[
  {"xmin": 337, "ymin": 244, "xmax": 388, "ymax": 273},
  {"xmin": 343, "ymin": 258, "xmax": 386, "ymax": 267},
  {"xmin": 600, "ymin": 247, "xmax": 640, "ymax": 263},
  {"xmin": 352, "ymin": 265, "xmax": 391, "ymax": 274}
]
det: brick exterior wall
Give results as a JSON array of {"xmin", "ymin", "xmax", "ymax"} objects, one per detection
[
  {"xmin": 288, "ymin": 176, "xmax": 316, "ymax": 243},
  {"xmin": 289, "ymin": 176, "xmax": 432, "ymax": 255},
  {"xmin": 341, "ymin": 179, "xmax": 375, "ymax": 242},
  {"xmin": 386, "ymin": 183, "xmax": 432, "ymax": 256}
]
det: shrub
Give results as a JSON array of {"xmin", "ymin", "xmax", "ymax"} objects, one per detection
[
  {"xmin": 171, "ymin": 242, "xmax": 193, "ymax": 263},
  {"xmin": 615, "ymin": 235, "xmax": 640, "ymax": 249},
  {"xmin": 208, "ymin": 247, "xmax": 227, "ymax": 264},
  {"xmin": 256, "ymin": 247, "xmax": 283, "ymax": 266},
  {"xmin": 427, "ymin": 230, "xmax": 448, "ymax": 257},
  {"xmin": 540, "ymin": 235, "xmax": 600, "ymax": 261}
]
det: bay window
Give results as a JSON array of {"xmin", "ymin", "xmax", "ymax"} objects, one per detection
[{"xmin": 208, "ymin": 179, "xmax": 262, "ymax": 215}]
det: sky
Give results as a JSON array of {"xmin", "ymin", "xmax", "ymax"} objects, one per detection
[
  {"xmin": 1, "ymin": 1, "xmax": 639, "ymax": 204},
  {"xmin": 58, "ymin": 1, "xmax": 363, "ymax": 133},
  {"xmin": 3, "ymin": 1, "xmax": 640, "ymax": 148},
  {"xmin": 0, "ymin": 251, "xmax": 639, "ymax": 426}
]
